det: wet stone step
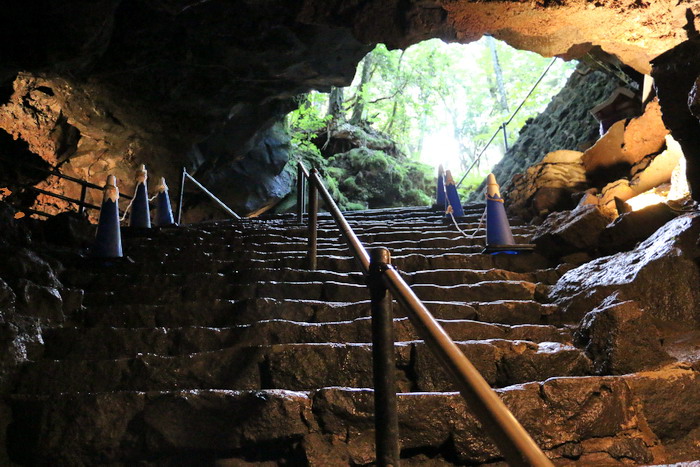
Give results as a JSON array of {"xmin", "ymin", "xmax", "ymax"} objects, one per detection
[
  {"xmin": 120, "ymin": 224, "xmax": 534, "ymax": 246},
  {"xmin": 118, "ymin": 242, "xmax": 525, "ymax": 262},
  {"xmin": 71, "ymin": 250, "xmax": 552, "ymax": 276},
  {"xmin": 403, "ymin": 267, "xmax": 563, "ymax": 286},
  {"xmin": 7, "ymin": 372, "xmax": 661, "ymax": 466},
  {"xmin": 76, "ymin": 298, "xmax": 560, "ymax": 328},
  {"xmin": 64, "ymin": 266, "xmax": 564, "ymax": 293},
  {"xmin": 80, "ymin": 279, "xmax": 540, "ymax": 306},
  {"xmin": 63, "ymin": 269, "xmax": 367, "ymax": 289},
  {"xmin": 16, "ymin": 339, "xmax": 592, "ymax": 394},
  {"xmin": 121, "ymin": 233, "xmax": 534, "ymax": 255},
  {"xmin": 43, "ymin": 318, "xmax": 571, "ymax": 360}
]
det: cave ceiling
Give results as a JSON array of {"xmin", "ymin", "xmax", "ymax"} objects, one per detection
[{"xmin": 1, "ymin": 0, "xmax": 699, "ymax": 212}]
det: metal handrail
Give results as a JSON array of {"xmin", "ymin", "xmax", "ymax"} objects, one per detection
[
  {"xmin": 298, "ymin": 161, "xmax": 553, "ymax": 466},
  {"xmin": 456, "ymin": 57, "xmax": 558, "ymax": 189},
  {"xmin": 175, "ymin": 167, "xmax": 240, "ymax": 224},
  {"xmin": 0, "ymin": 153, "xmax": 133, "ymax": 217}
]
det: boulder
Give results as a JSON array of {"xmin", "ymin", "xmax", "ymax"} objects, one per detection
[
  {"xmin": 582, "ymin": 120, "xmax": 627, "ymax": 174},
  {"xmin": 574, "ymin": 295, "xmax": 673, "ymax": 375},
  {"xmin": 621, "ymin": 100, "xmax": 669, "ymax": 164},
  {"xmin": 629, "ymin": 135, "xmax": 683, "ymax": 194},
  {"xmin": 0, "ymin": 248, "xmax": 61, "ymax": 289},
  {"xmin": 532, "ymin": 204, "xmax": 612, "ymax": 258},
  {"xmin": 598, "ymin": 179, "xmax": 637, "ymax": 217},
  {"xmin": 583, "ymin": 99, "xmax": 669, "ymax": 182},
  {"xmin": 15, "ymin": 279, "xmax": 64, "ymax": 324},
  {"xmin": 507, "ymin": 150, "xmax": 588, "ymax": 220},
  {"xmin": 599, "ymin": 202, "xmax": 679, "ymax": 254},
  {"xmin": 550, "ymin": 213, "xmax": 700, "ymax": 326}
]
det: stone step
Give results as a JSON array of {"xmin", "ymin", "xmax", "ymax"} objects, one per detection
[
  {"xmin": 115, "ymin": 242, "xmax": 525, "ymax": 261},
  {"xmin": 16, "ymin": 339, "xmax": 592, "ymax": 394},
  {"xmin": 10, "ymin": 369, "xmax": 683, "ymax": 465},
  {"xmin": 76, "ymin": 251, "xmax": 552, "ymax": 276},
  {"xmin": 121, "ymin": 227, "xmax": 533, "ymax": 248},
  {"xmin": 120, "ymin": 232, "xmax": 533, "ymax": 255},
  {"xmin": 63, "ymin": 267, "xmax": 563, "ymax": 291},
  {"xmin": 76, "ymin": 298, "xmax": 560, "ymax": 328},
  {"xmin": 80, "ymin": 279, "xmax": 539, "ymax": 306},
  {"xmin": 43, "ymin": 318, "xmax": 571, "ymax": 360}
]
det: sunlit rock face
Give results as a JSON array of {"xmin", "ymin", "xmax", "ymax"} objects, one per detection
[
  {"xmin": 1, "ymin": 0, "xmax": 699, "ymax": 215},
  {"xmin": 550, "ymin": 213, "xmax": 700, "ymax": 327}
]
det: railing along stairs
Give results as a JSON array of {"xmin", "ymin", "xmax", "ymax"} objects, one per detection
[
  {"xmin": 1, "ymin": 156, "xmax": 239, "ymax": 224},
  {"xmin": 0, "ymin": 154, "xmax": 134, "ymax": 218},
  {"xmin": 295, "ymin": 162, "xmax": 553, "ymax": 466}
]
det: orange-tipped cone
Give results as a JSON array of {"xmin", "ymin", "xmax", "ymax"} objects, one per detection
[
  {"xmin": 154, "ymin": 177, "xmax": 175, "ymax": 226},
  {"xmin": 484, "ymin": 173, "xmax": 535, "ymax": 254},
  {"xmin": 92, "ymin": 175, "xmax": 123, "ymax": 258},
  {"xmin": 129, "ymin": 164, "xmax": 151, "ymax": 228},
  {"xmin": 444, "ymin": 170, "xmax": 465, "ymax": 218}
]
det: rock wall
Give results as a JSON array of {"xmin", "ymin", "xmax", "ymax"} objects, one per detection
[{"xmin": 470, "ymin": 64, "xmax": 620, "ymax": 203}]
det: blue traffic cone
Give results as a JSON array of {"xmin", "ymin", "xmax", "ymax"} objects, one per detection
[
  {"xmin": 444, "ymin": 170, "xmax": 465, "ymax": 218},
  {"xmin": 434, "ymin": 165, "xmax": 446, "ymax": 209},
  {"xmin": 92, "ymin": 175, "xmax": 123, "ymax": 258},
  {"xmin": 154, "ymin": 177, "xmax": 176, "ymax": 226},
  {"xmin": 129, "ymin": 164, "xmax": 151, "ymax": 228},
  {"xmin": 485, "ymin": 173, "xmax": 515, "ymax": 246}
]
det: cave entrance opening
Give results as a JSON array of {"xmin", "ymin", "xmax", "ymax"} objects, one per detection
[{"xmin": 286, "ymin": 37, "xmax": 575, "ymax": 210}]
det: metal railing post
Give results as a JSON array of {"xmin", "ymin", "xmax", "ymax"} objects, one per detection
[
  {"xmin": 296, "ymin": 163, "xmax": 305, "ymax": 223},
  {"xmin": 176, "ymin": 167, "xmax": 186, "ymax": 225},
  {"xmin": 369, "ymin": 248, "xmax": 400, "ymax": 467},
  {"xmin": 502, "ymin": 123, "xmax": 509, "ymax": 152},
  {"xmin": 307, "ymin": 180, "xmax": 318, "ymax": 270},
  {"xmin": 78, "ymin": 184, "xmax": 88, "ymax": 215}
]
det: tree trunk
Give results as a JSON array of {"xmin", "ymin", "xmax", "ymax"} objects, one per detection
[
  {"xmin": 327, "ymin": 87, "xmax": 344, "ymax": 123},
  {"xmin": 487, "ymin": 36, "xmax": 509, "ymax": 113},
  {"xmin": 350, "ymin": 52, "xmax": 375, "ymax": 125}
]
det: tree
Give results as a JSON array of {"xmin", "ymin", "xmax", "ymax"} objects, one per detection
[{"xmin": 349, "ymin": 53, "xmax": 375, "ymax": 125}]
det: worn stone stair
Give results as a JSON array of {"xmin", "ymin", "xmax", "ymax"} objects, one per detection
[{"xmin": 6, "ymin": 204, "xmax": 695, "ymax": 465}]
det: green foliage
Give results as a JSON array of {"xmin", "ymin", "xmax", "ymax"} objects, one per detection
[
  {"xmin": 286, "ymin": 93, "xmax": 331, "ymax": 159},
  {"xmin": 341, "ymin": 39, "xmax": 575, "ymax": 182},
  {"xmin": 283, "ymin": 37, "xmax": 575, "ymax": 210}
]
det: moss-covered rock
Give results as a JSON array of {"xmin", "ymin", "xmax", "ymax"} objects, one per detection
[{"xmin": 327, "ymin": 147, "xmax": 432, "ymax": 210}]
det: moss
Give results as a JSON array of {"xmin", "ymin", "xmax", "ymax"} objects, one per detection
[{"xmin": 280, "ymin": 122, "xmax": 435, "ymax": 213}]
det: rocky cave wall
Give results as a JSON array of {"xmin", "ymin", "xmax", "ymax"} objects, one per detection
[
  {"xmin": 1, "ymin": 1, "xmax": 700, "ymax": 218},
  {"xmin": 469, "ymin": 63, "xmax": 620, "ymax": 203}
]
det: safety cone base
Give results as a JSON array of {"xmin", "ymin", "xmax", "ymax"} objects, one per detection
[{"xmin": 482, "ymin": 244, "xmax": 536, "ymax": 255}]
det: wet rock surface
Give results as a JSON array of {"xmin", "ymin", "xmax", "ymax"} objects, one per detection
[
  {"xmin": 599, "ymin": 202, "xmax": 679, "ymax": 254},
  {"xmin": 532, "ymin": 204, "xmax": 613, "ymax": 258},
  {"xmin": 575, "ymin": 296, "xmax": 673, "ymax": 375},
  {"xmin": 550, "ymin": 213, "xmax": 700, "ymax": 326}
]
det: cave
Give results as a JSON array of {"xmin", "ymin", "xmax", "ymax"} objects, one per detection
[{"xmin": 1, "ymin": 1, "xmax": 700, "ymax": 465}]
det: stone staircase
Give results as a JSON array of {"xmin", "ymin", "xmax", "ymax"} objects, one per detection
[{"xmin": 6, "ymin": 204, "xmax": 695, "ymax": 465}]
